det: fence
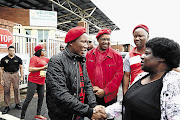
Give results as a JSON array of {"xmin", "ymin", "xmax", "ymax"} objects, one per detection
[
  {"xmin": 46, "ymin": 38, "xmax": 64, "ymax": 58},
  {"xmin": 12, "ymin": 34, "xmax": 64, "ymax": 89},
  {"xmin": 13, "ymin": 34, "xmax": 38, "ymax": 89}
]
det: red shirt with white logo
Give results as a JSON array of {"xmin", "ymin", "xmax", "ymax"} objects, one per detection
[{"xmin": 28, "ymin": 56, "xmax": 49, "ymax": 85}]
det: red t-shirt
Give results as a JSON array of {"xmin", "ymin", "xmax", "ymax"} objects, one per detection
[{"xmin": 28, "ymin": 56, "xmax": 49, "ymax": 85}]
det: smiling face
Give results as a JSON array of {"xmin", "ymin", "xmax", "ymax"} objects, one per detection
[
  {"xmin": 141, "ymin": 48, "xmax": 160, "ymax": 73},
  {"xmin": 133, "ymin": 28, "xmax": 149, "ymax": 48},
  {"xmin": 97, "ymin": 34, "xmax": 111, "ymax": 51},
  {"xmin": 70, "ymin": 33, "xmax": 88, "ymax": 56}
]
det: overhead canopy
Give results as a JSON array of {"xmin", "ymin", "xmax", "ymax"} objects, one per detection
[{"xmin": 0, "ymin": 0, "xmax": 120, "ymax": 34}]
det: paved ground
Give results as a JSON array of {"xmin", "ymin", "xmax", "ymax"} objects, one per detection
[{"xmin": 0, "ymin": 85, "xmax": 123, "ymax": 120}]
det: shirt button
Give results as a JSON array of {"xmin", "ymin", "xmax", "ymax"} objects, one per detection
[
  {"xmin": 75, "ymin": 77, "xmax": 77, "ymax": 79},
  {"xmin": 73, "ymin": 62, "xmax": 76, "ymax": 64}
]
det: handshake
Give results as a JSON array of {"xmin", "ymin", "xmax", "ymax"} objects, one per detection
[{"xmin": 91, "ymin": 105, "xmax": 107, "ymax": 120}]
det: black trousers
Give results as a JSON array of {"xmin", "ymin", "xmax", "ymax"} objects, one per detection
[{"xmin": 21, "ymin": 81, "xmax": 44, "ymax": 119}]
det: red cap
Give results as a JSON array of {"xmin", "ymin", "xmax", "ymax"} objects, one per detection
[
  {"xmin": 133, "ymin": 24, "xmax": 149, "ymax": 34},
  {"xmin": 96, "ymin": 29, "xmax": 111, "ymax": 39},
  {"xmin": 65, "ymin": 26, "xmax": 86, "ymax": 43},
  {"xmin": 34, "ymin": 45, "xmax": 43, "ymax": 52}
]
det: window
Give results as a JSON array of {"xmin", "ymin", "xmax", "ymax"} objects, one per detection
[
  {"xmin": 26, "ymin": 30, "xmax": 31, "ymax": 42},
  {"xmin": 38, "ymin": 30, "xmax": 49, "ymax": 42},
  {"xmin": 26, "ymin": 30, "xmax": 31, "ymax": 35}
]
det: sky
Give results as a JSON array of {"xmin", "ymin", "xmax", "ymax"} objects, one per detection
[{"xmin": 91, "ymin": 0, "xmax": 180, "ymax": 46}]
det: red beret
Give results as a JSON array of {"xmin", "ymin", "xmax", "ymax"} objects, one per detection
[
  {"xmin": 133, "ymin": 24, "xmax": 149, "ymax": 34},
  {"xmin": 65, "ymin": 26, "xmax": 86, "ymax": 43},
  {"xmin": 96, "ymin": 29, "xmax": 111, "ymax": 39},
  {"xmin": 34, "ymin": 45, "xmax": 43, "ymax": 52}
]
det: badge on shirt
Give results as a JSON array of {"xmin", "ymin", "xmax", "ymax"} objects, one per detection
[
  {"xmin": 14, "ymin": 60, "xmax": 18, "ymax": 62},
  {"xmin": 5, "ymin": 59, "xmax": 9, "ymax": 64}
]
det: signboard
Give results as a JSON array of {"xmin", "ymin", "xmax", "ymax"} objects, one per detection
[
  {"xmin": 30, "ymin": 9, "xmax": 57, "ymax": 27},
  {"xmin": 0, "ymin": 53, "xmax": 30, "ymax": 75},
  {"xmin": 0, "ymin": 28, "xmax": 13, "ymax": 48}
]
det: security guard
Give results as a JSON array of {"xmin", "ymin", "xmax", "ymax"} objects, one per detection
[{"xmin": 0, "ymin": 46, "xmax": 23, "ymax": 114}]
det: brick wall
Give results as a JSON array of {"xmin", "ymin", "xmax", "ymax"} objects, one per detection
[
  {"xmin": 0, "ymin": 18, "xmax": 15, "ymax": 104},
  {"xmin": 0, "ymin": 7, "xmax": 29, "ymax": 26}
]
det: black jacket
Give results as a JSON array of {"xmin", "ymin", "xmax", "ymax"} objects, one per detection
[{"xmin": 46, "ymin": 47, "xmax": 97, "ymax": 120}]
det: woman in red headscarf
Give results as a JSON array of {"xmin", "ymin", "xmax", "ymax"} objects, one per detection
[{"xmin": 20, "ymin": 45, "xmax": 49, "ymax": 120}]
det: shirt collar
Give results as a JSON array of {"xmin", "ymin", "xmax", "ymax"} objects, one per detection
[
  {"xmin": 132, "ymin": 47, "xmax": 144, "ymax": 55},
  {"xmin": 93, "ymin": 46, "xmax": 113, "ymax": 58}
]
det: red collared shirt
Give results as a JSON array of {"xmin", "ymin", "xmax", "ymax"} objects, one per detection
[
  {"xmin": 86, "ymin": 47, "xmax": 123, "ymax": 103},
  {"xmin": 124, "ymin": 47, "xmax": 144, "ymax": 84}
]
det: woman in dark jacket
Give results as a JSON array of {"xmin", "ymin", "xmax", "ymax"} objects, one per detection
[{"xmin": 46, "ymin": 26, "xmax": 106, "ymax": 120}]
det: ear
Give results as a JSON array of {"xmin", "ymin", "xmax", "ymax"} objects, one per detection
[
  {"xmin": 69, "ymin": 42, "xmax": 73, "ymax": 46},
  {"xmin": 158, "ymin": 58, "xmax": 165, "ymax": 62}
]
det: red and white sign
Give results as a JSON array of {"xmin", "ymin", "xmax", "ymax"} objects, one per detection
[{"xmin": 0, "ymin": 28, "xmax": 13, "ymax": 48}]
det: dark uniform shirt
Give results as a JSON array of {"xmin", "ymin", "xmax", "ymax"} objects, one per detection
[{"xmin": 1, "ymin": 55, "xmax": 22, "ymax": 72}]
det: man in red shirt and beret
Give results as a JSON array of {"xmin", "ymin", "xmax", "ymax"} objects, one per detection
[
  {"xmin": 86, "ymin": 29, "xmax": 123, "ymax": 119},
  {"xmin": 123, "ymin": 24, "xmax": 149, "ymax": 95},
  {"xmin": 46, "ymin": 26, "xmax": 106, "ymax": 120}
]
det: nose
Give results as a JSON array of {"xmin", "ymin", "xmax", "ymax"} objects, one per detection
[
  {"xmin": 134, "ymin": 36, "xmax": 141, "ymax": 41},
  {"xmin": 84, "ymin": 42, "xmax": 88, "ymax": 49},
  {"xmin": 141, "ymin": 54, "xmax": 145, "ymax": 60}
]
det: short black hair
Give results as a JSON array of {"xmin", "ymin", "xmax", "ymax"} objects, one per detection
[
  {"xmin": 146, "ymin": 37, "xmax": 180, "ymax": 69},
  {"xmin": 8, "ymin": 46, "xmax": 15, "ymax": 50},
  {"xmin": 34, "ymin": 49, "xmax": 42, "ymax": 57}
]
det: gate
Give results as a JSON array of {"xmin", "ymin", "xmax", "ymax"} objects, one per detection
[
  {"xmin": 46, "ymin": 38, "xmax": 64, "ymax": 58},
  {"xmin": 13, "ymin": 34, "xmax": 38, "ymax": 89}
]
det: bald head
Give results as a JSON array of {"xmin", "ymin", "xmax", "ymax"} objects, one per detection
[{"xmin": 60, "ymin": 44, "xmax": 65, "ymax": 52}]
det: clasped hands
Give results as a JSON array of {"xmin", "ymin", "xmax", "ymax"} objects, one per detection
[{"xmin": 91, "ymin": 105, "xmax": 107, "ymax": 120}]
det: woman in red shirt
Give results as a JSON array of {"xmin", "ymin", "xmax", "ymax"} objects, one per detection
[{"xmin": 20, "ymin": 45, "xmax": 49, "ymax": 120}]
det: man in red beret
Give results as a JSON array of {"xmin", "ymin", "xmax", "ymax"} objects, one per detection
[
  {"xmin": 86, "ymin": 28, "xmax": 123, "ymax": 118},
  {"xmin": 46, "ymin": 26, "xmax": 106, "ymax": 120},
  {"xmin": 123, "ymin": 24, "xmax": 149, "ymax": 95}
]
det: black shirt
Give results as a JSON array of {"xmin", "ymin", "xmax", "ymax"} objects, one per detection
[
  {"xmin": 123, "ymin": 74, "xmax": 163, "ymax": 120},
  {"xmin": 1, "ymin": 55, "xmax": 22, "ymax": 72}
]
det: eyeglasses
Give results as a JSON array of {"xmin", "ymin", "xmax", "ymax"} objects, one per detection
[{"xmin": 100, "ymin": 38, "xmax": 110, "ymax": 41}]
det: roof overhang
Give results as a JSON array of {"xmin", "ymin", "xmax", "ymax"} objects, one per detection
[{"xmin": 0, "ymin": 0, "xmax": 120, "ymax": 34}]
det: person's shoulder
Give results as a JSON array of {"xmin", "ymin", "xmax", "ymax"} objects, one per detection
[
  {"xmin": 87, "ymin": 47, "xmax": 96, "ymax": 54},
  {"xmin": 42, "ymin": 56, "xmax": 49, "ymax": 61},
  {"xmin": 1, "ymin": 55, "xmax": 8, "ymax": 60},
  {"xmin": 30, "ymin": 56, "xmax": 39, "ymax": 61},
  {"xmin": 166, "ymin": 70, "xmax": 180, "ymax": 78},
  {"xmin": 132, "ymin": 72, "xmax": 148, "ymax": 84},
  {"xmin": 86, "ymin": 48, "xmax": 96, "ymax": 58},
  {"xmin": 15, "ymin": 55, "xmax": 22, "ymax": 60},
  {"xmin": 164, "ymin": 70, "xmax": 180, "ymax": 83},
  {"xmin": 31, "ymin": 56, "xmax": 37, "ymax": 59},
  {"xmin": 49, "ymin": 52, "xmax": 64, "ymax": 62},
  {"xmin": 109, "ymin": 47, "xmax": 122, "ymax": 57}
]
